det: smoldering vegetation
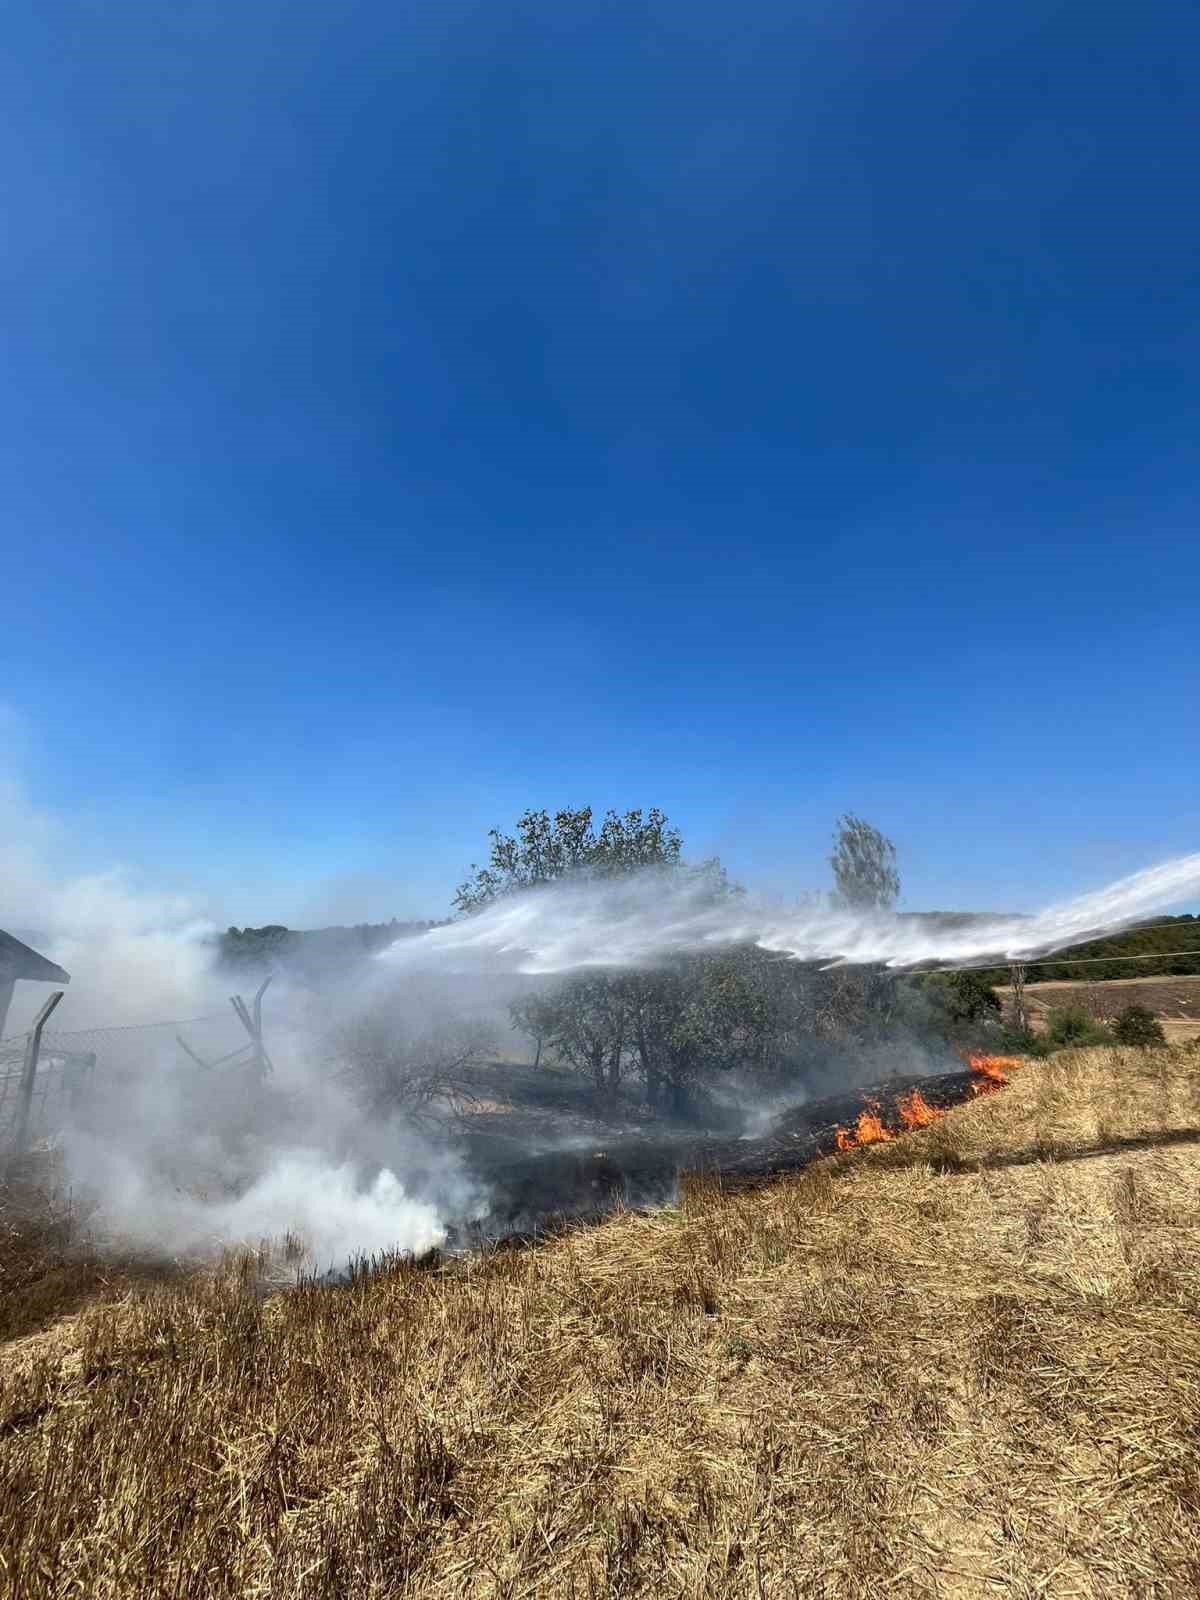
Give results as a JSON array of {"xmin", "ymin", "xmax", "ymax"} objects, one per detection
[
  {"xmin": 21, "ymin": 870, "xmax": 1200, "ymax": 1272},
  {"xmin": 38, "ymin": 949, "xmax": 1002, "ymax": 1270},
  {"xmin": 8, "ymin": 802, "xmax": 1200, "ymax": 1276}
]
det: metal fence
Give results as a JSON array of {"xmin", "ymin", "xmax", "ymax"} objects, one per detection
[
  {"xmin": 1, "ymin": 979, "xmax": 275, "ymax": 1159},
  {"xmin": 0, "ymin": 1033, "xmax": 94, "ymax": 1152}
]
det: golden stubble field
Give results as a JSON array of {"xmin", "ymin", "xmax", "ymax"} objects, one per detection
[{"xmin": 2, "ymin": 1044, "xmax": 1199, "ymax": 1599}]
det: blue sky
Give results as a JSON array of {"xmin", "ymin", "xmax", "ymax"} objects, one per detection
[{"xmin": 2, "ymin": 0, "xmax": 1197, "ymax": 927}]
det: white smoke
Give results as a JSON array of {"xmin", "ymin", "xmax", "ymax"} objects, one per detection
[
  {"xmin": 378, "ymin": 853, "xmax": 1200, "ymax": 976},
  {"xmin": 1, "ymin": 761, "xmax": 481, "ymax": 1267},
  {"xmin": 0, "ymin": 758, "xmax": 219, "ymax": 1034},
  {"xmin": 68, "ymin": 1138, "xmax": 453, "ymax": 1272}
]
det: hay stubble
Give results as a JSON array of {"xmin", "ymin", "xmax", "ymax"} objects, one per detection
[{"xmin": 1, "ymin": 1046, "xmax": 1199, "ymax": 1597}]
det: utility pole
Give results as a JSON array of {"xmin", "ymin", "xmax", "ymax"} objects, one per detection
[{"xmin": 1010, "ymin": 962, "xmax": 1028, "ymax": 1032}]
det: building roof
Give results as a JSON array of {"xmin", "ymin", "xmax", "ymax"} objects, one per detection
[{"xmin": 0, "ymin": 929, "xmax": 70, "ymax": 985}]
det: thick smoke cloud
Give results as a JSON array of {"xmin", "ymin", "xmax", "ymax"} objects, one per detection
[
  {"xmin": 1, "ymin": 765, "xmax": 484, "ymax": 1269},
  {"xmin": 0, "ymin": 762, "xmax": 220, "ymax": 1035}
]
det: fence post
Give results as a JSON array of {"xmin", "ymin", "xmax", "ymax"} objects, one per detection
[
  {"xmin": 251, "ymin": 977, "xmax": 273, "ymax": 1081},
  {"xmin": 11, "ymin": 990, "xmax": 64, "ymax": 1160},
  {"xmin": 229, "ymin": 977, "xmax": 274, "ymax": 1083}
]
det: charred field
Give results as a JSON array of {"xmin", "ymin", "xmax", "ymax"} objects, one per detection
[
  {"xmin": 2, "ymin": 1043, "xmax": 1200, "ymax": 1598},
  {"xmin": 448, "ymin": 1059, "xmax": 1012, "ymax": 1244}
]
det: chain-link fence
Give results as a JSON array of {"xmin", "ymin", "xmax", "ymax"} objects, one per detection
[
  {"xmin": 0, "ymin": 1032, "xmax": 95, "ymax": 1150},
  {"xmin": 0, "ymin": 1002, "xmax": 264, "ymax": 1156}
]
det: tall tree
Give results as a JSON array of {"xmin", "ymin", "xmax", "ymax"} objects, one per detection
[
  {"xmin": 829, "ymin": 814, "xmax": 900, "ymax": 911},
  {"xmin": 454, "ymin": 806, "xmax": 684, "ymax": 914}
]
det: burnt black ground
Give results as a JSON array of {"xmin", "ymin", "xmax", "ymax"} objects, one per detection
[{"xmin": 447, "ymin": 1068, "xmax": 981, "ymax": 1243}]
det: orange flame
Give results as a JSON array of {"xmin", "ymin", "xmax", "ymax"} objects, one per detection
[
  {"xmin": 834, "ymin": 1101, "xmax": 896, "ymax": 1151},
  {"xmin": 833, "ymin": 1057, "xmax": 1025, "ymax": 1152},
  {"xmin": 895, "ymin": 1087, "xmax": 941, "ymax": 1129},
  {"xmin": 967, "ymin": 1054, "xmax": 1022, "ymax": 1096}
]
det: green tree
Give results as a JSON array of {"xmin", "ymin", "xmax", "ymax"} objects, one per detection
[
  {"xmin": 454, "ymin": 806, "xmax": 684, "ymax": 914},
  {"xmin": 921, "ymin": 970, "xmax": 1002, "ymax": 1026},
  {"xmin": 511, "ymin": 976, "xmax": 630, "ymax": 1107},
  {"xmin": 829, "ymin": 815, "xmax": 900, "ymax": 910},
  {"xmin": 482, "ymin": 806, "xmax": 756, "ymax": 1116},
  {"xmin": 623, "ymin": 953, "xmax": 773, "ymax": 1117}
]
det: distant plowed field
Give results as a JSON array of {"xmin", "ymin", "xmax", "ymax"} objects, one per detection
[{"xmin": 999, "ymin": 974, "xmax": 1200, "ymax": 1039}]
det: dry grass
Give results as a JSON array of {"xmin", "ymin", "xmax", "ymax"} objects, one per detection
[{"xmin": 2, "ymin": 1045, "xmax": 1200, "ymax": 1598}]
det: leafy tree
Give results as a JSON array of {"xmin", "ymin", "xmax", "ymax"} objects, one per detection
[
  {"xmin": 510, "ymin": 956, "xmax": 772, "ymax": 1117},
  {"xmin": 510, "ymin": 976, "xmax": 630, "ymax": 1106},
  {"xmin": 623, "ymin": 953, "xmax": 774, "ymax": 1117},
  {"xmin": 481, "ymin": 806, "xmax": 761, "ymax": 1116},
  {"xmin": 830, "ymin": 815, "xmax": 900, "ymax": 910},
  {"xmin": 454, "ymin": 806, "xmax": 684, "ymax": 914},
  {"xmin": 921, "ymin": 970, "xmax": 1002, "ymax": 1025},
  {"xmin": 1112, "ymin": 1004, "xmax": 1167, "ymax": 1048}
]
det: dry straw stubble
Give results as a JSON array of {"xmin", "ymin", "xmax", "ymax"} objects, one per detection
[{"xmin": 0, "ymin": 1044, "xmax": 1198, "ymax": 1597}]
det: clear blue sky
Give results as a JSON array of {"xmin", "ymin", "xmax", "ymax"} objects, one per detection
[{"xmin": 2, "ymin": 0, "xmax": 1197, "ymax": 927}]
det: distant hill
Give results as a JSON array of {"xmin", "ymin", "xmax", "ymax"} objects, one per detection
[
  {"xmin": 216, "ymin": 911, "xmax": 1200, "ymax": 985},
  {"xmin": 217, "ymin": 919, "xmax": 442, "ymax": 980},
  {"xmin": 972, "ymin": 913, "xmax": 1200, "ymax": 983},
  {"xmin": 899, "ymin": 910, "xmax": 1024, "ymax": 928}
]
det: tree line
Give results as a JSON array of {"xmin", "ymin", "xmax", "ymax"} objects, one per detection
[{"xmin": 219, "ymin": 919, "xmax": 440, "ymax": 976}]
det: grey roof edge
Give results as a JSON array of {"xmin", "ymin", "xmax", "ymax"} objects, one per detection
[{"xmin": 0, "ymin": 929, "xmax": 71, "ymax": 985}]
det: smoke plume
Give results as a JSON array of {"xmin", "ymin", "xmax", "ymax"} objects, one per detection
[{"xmin": 1, "ymin": 768, "xmax": 483, "ymax": 1270}]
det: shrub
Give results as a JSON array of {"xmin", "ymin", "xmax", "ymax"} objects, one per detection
[
  {"xmin": 1043, "ymin": 1006, "xmax": 1113, "ymax": 1050},
  {"xmin": 1112, "ymin": 1004, "xmax": 1167, "ymax": 1048}
]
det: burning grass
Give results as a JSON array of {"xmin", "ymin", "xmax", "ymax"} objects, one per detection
[
  {"xmin": 829, "ymin": 1055, "xmax": 1018, "ymax": 1153},
  {"xmin": 2, "ymin": 1044, "xmax": 1200, "ymax": 1597}
]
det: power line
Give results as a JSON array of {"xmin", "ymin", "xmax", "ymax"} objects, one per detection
[{"xmin": 986, "ymin": 948, "xmax": 1200, "ymax": 973}]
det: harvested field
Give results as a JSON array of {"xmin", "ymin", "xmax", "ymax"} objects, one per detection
[
  {"xmin": 2, "ymin": 1044, "xmax": 1200, "ymax": 1597},
  {"xmin": 999, "ymin": 974, "xmax": 1200, "ymax": 1040}
]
